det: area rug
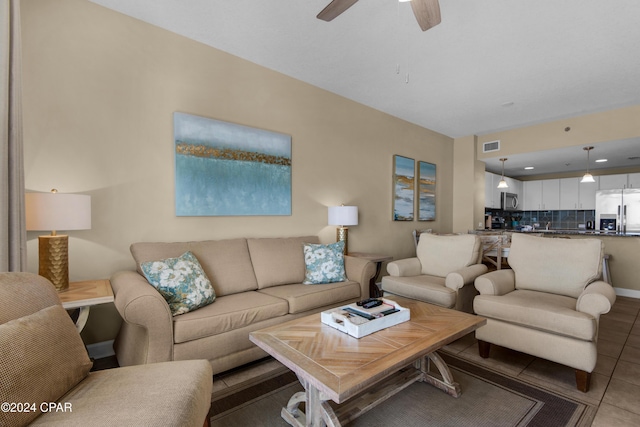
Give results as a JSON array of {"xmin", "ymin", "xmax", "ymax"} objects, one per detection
[{"xmin": 210, "ymin": 353, "xmax": 597, "ymax": 427}]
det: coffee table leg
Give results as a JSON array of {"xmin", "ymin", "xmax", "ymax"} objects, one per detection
[
  {"xmin": 421, "ymin": 352, "xmax": 461, "ymax": 398},
  {"xmin": 281, "ymin": 378, "xmax": 340, "ymax": 427}
]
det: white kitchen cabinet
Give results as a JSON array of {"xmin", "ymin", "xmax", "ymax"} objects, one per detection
[
  {"xmin": 627, "ymin": 173, "xmax": 640, "ymax": 188},
  {"xmin": 486, "ymin": 172, "xmax": 523, "ymax": 209},
  {"xmin": 485, "ymin": 172, "xmax": 498, "ymax": 208},
  {"xmin": 560, "ymin": 177, "xmax": 598, "ymax": 209},
  {"xmin": 523, "ymin": 180, "xmax": 543, "ymax": 210},
  {"xmin": 578, "ymin": 179, "xmax": 597, "ymax": 209},
  {"xmin": 599, "ymin": 174, "xmax": 628, "ymax": 190},
  {"xmin": 560, "ymin": 178, "xmax": 579, "ymax": 209},
  {"xmin": 542, "ymin": 179, "xmax": 560, "ymax": 210}
]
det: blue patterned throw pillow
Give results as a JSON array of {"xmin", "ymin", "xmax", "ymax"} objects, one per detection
[
  {"xmin": 303, "ymin": 241, "xmax": 347, "ymax": 284},
  {"xmin": 141, "ymin": 251, "xmax": 216, "ymax": 316}
]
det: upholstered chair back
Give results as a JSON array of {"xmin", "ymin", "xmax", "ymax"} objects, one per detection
[
  {"xmin": 0, "ymin": 272, "xmax": 62, "ymax": 324},
  {"xmin": 508, "ymin": 233, "xmax": 603, "ymax": 298},
  {"xmin": 416, "ymin": 233, "xmax": 482, "ymax": 277}
]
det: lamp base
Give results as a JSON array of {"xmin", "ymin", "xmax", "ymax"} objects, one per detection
[
  {"xmin": 336, "ymin": 227, "xmax": 349, "ymax": 255},
  {"xmin": 38, "ymin": 235, "xmax": 69, "ymax": 292}
]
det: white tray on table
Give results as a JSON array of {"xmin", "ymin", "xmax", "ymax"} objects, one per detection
[{"xmin": 321, "ymin": 298, "xmax": 410, "ymax": 339}]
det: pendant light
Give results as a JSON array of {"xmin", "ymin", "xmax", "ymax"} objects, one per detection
[
  {"xmin": 497, "ymin": 158, "xmax": 509, "ymax": 188},
  {"xmin": 581, "ymin": 146, "xmax": 596, "ymax": 183}
]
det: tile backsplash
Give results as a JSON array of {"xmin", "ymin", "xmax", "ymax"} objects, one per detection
[{"xmin": 486, "ymin": 209, "xmax": 596, "ymax": 230}]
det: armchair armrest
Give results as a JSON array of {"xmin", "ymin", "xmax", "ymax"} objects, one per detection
[
  {"xmin": 110, "ymin": 270, "xmax": 174, "ymax": 364},
  {"xmin": 474, "ymin": 269, "xmax": 516, "ymax": 296},
  {"xmin": 576, "ymin": 280, "xmax": 616, "ymax": 319},
  {"xmin": 445, "ymin": 264, "xmax": 489, "ymax": 290},
  {"xmin": 344, "ymin": 256, "xmax": 376, "ymax": 298},
  {"xmin": 386, "ymin": 257, "xmax": 422, "ymax": 277}
]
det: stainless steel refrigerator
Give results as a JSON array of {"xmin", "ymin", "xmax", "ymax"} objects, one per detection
[{"xmin": 596, "ymin": 189, "xmax": 640, "ymax": 234}]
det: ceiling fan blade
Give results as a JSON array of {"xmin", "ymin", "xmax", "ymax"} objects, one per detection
[
  {"xmin": 317, "ymin": 0, "xmax": 359, "ymax": 22},
  {"xmin": 410, "ymin": 0, "xmax": 442, "ymax": 31}
]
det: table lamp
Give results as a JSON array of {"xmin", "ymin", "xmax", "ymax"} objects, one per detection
[
  {"xmin": 25, "ymin": 189, "xmax": 92, "ymax": 292},
  {"xmin": 328, "ymin": 205, "xmax": 358, "ymax": 255}
]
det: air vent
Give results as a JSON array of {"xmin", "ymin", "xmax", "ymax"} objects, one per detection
[{"xmin": 483, "ymin": 140, "xmax": 500, "ymax": 153}]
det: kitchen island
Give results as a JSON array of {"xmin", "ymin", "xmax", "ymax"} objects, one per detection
[{"xmin": 470, "ymin": 229, "xmax": 640, "ymax": 296}]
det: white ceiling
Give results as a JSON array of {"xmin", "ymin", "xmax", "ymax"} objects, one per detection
[{"xmin": 89, "ymin": 0, "xmax": 640, "ymax": 173}]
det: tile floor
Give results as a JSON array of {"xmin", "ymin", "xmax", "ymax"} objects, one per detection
[{"xmin": 210, "ymin": 295, "xmax": 640, "ymax": 426}]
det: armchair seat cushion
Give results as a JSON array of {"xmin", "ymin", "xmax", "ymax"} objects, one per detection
[
  {"xmin": 381, "ymin": 275, "xmax": 454, "ymax": 308},
  {"xmin": 29, "ymin": 360, "xmax": 212, "ymax": 427},
  {"xmin": 474, "ymin": 289, "xmax": 596, "ymax": 341},
  {"xmin": 173, "ymin": 291, "xmax": 288, "ymax": 343}
]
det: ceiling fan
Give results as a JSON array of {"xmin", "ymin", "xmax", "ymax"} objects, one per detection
[{"xmin": 317, "ymin": 0, "xmax": 441, "ymax": 32}]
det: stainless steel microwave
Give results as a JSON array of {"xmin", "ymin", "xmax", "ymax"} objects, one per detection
[{"xmin": 501, "ymin": 192, "xmax": 519, "ymax": 211}]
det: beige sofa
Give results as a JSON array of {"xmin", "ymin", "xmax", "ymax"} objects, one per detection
[
  {"xmin": 473, "ymin": 233, "xmax": 616, "ymax": 392},
  {"xmin": 381, "ymin": 233, "xmax": 488, "ymax": 313},
  {"xmin": 111, "ymin": 236, "xmax": 375, "ymax": 374},
  {"xmin": 0, "ymin": 273, "xmax": 212, "ymax": 427}
]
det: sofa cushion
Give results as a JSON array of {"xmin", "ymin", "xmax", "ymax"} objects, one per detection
[
  {"xmin": 30, "ymin": 360, "xmax": 212, "ymax": 427},
  {"xmin": 141, "ymin": 251, "xmax": 216, "ymax": 316},
  {"xmin": 381, "ymin": 275, "xmax": 455, "ymax": 308},
  {"xmin": 172, "ymin": 292, "xmax": 289, "ymax": 343},
  {"xmin": 508, "ymin": 234, "xmax": 603, "ymax": 299},
  {"xmin": 0, "ymin": 305, "xmax": 92, "ymax": 427},
  {"xmin": 302, "ymin": 241, "xmax": 347, "ymax": 284},
  {"xmin": 258, "ymin": 281, "xmax": 361, "ymax": 314},
  {"xmin": 474, "ymin": 289, "xmax": 596, "ymax": 341},
  {"xmin": 417, "ymin": 234, "xmax": 481, "ymax": 278},
  {"xmin": 248, "ymin": 236, "xmax": 320, "ymax": 289},
  {"xmin": 131, "ymin": 238, "xmax": 258, "ymax": 296}
]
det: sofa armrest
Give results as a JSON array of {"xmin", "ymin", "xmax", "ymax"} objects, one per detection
[
  {"xmin": 386, "ymin": 258, "xmax": 422, "ymax": 277},
  {"xmin": 445, "ymin": 264, "xmax": 489, "ymax": 290},
  {"xmin": 474, "ymin": 269, "xmax": 516, "ymax": 296},
  {"xmin": 110, "ymin": 270, "xmax": 174, "ymax": 364},
  {"xmin": 576, "ymin": 280, "xmax": 616, "ymax": 319},
  {"xmin": 344, "ymin": 256, "xmax": 376, "ymax": 298}
]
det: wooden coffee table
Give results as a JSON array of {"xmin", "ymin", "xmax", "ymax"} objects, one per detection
[{"xmin": 249, "ymin": 297, "xmax": 485, "ymax": 427}]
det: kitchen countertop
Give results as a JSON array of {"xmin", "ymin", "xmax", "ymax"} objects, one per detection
[{"xmin": 472, "ymin": 229, "xmax": 640, "ymax": 237}]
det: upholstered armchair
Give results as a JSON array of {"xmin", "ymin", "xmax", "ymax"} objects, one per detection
[
  {"xmin": 381, "ymin": 233, "xmax": 488, "ymax": 313},
  {"xmin": 473, "ymin": 233, "xmax": 616, "ymax": 392},
  {"xmin": 0, "ymin": 273, "xmax": 212, "ymax": 427}
]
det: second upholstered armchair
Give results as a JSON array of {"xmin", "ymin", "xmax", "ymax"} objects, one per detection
[{"xmin": 381, "ymin": 233, "xmax": 488, "ymax": 313}]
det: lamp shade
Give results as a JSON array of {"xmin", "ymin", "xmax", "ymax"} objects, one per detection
[
  {"xmin": 328, "ymin": 206, "xmax": 358, "ymax": 226},
  {"xmin": 26, "ymin": 192, "xmax": 92, "ymax": 232}
]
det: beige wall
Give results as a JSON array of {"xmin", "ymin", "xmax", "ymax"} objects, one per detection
[
  {"xmin": 452, "ymin": 135, "xmax": 485, "ymax": 233},
  {"xmin": 476, "ymin": 105, "xmax": 640, "ymax": 161},
  {"xmin": 21, "ymin": 0, "xmax": 454, "ymax": 342}
]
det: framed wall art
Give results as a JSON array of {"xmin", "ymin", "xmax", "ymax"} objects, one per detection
[
  {"xmin": 174, "ymin": 112, "xmax": 292, "ymax": 216},
  {"xmin": 418, "ymin": 161, "xmax": 436, "ymax": 221},
  {"xmin": 392, "ymin": 155, "xmax": 415, "ymax": 221}
]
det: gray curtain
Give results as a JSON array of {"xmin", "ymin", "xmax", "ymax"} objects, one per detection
[{"xmin": 1, "ymin": 0, "xmax": 27, "ymax": 272}]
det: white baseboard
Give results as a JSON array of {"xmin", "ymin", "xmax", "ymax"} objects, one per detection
[
  {"xmin": 86, "ymin": 339, "xmax": 115, "ymax": 359},
  {"xmin": 614, "ymin": 287, "xmax": 640, "ymax": 299}
]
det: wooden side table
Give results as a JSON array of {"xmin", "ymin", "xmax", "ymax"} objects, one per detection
[
  {"xmin": 348, "ymin": 252, "xmax": 393, "ymax": 298},
  {"xmin": 58, "ymin": 279, "xmax": 114, "ymax": 332}
]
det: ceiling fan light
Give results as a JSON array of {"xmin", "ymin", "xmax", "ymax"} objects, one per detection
[
  {"xmin": 497, "ymin": 179, "xmax": 509, "ymax": 189},
  {"xmin": 581, "ymin": 173, "xmax": 595, "ymax": 183}
]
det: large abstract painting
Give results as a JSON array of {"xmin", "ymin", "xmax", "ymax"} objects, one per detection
[
  {"xmin": 174, "ymin": 112, "xmax": 292, "ymax": 216},
  {"xmin": 393, "ymin": 155, "xmax": 415, "ymax": 221},
  {"xmin": 418, "ymin": 161, "xmax": 436, "ymax": 221}
]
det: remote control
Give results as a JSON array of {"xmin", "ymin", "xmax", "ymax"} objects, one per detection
[
  {"xmin": 356, "ymin": 298, "xmax": 378, "ymax": 307},
  {"xmin": 362, "ymin": 300, "xmax": 383, "ymax": 309}
]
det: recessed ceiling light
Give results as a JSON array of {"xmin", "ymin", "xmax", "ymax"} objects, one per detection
[
  {"xmin": 595, "ymin": 159, "xmax": 608, "ymax": 163},
  {"xmin": 524, "ymin": 166, "xmax": 534, "ymax": 170}
]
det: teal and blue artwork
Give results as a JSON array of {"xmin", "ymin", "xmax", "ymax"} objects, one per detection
[
  {"xmin": 393, "ymin": 155, "xmax": 415, "ymax": 221},
  {"xmin": 174, "ymin": 112, "xmax": 292, "ymax": 216},
  {"xmin": 418, "ymin": 161, "xmax": 436, "ymax": 221}
]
